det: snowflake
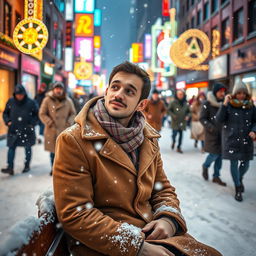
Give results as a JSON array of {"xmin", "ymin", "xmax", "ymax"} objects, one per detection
[{"xmin": 154, "ymin": 182, "xmax": 163, "ymax": 191}]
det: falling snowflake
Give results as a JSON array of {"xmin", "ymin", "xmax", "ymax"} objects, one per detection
[
  {"xmin": 18, "ymin": 117, "xmax": 22, "ymax": 121},
  {"xmin": 229, "ymin": 150, "xmax": 234, "ymax": 154},
  {"xmin": 94, "ymin": 142, "xmax": 103, "ymax": 151},
  {"xmin": 76, "ymin": 206, "xmax": 82, "ymax": 212},
  {"xmin": 85, "ymin": 202, "xmax": 93, "ymax": 209},
  {"xmin": 154, "ymin": 182, "xmax": 163, "ymax": 191},
  {"xmin": 80, "ymin": 166, "xmax": 85, "ymax": 172},
  {"xmin": 144, "ymin": 3, "xmax": 148, "ymax": 8}
]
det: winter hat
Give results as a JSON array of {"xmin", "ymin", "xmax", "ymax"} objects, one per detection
[
  {"xmin": 52, "ymin": 81, "xmax": 64, "ymax": 89},
  {"xmin": 13, "ymin": 84, "xmax": 26, "ymax": 95},
  {"xmin": 212, "ymin": 83, "xmax": 227, "ymax": 96},
  {"xmin": 152, "ymin": 88, "xmax": 160, "ymax": 94},
  {"xmin": 232, "ymin": 79, "xmax": 250, "ymax": 96}
]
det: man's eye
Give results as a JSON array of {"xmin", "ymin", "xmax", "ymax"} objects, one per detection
[{"xmin": 126, "ymin": 89, "xmax": 135, "ymax": 95}]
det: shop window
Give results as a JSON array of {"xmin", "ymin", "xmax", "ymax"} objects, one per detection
[
  {"xmin": 221, "ymin": 18, "xmax": 230, "ymax": 46},
  {"xmin": 191, "ymin": 16, "xmax": 195, "ymax": 28},
  {"xmin": 203, "ymin": 2, "xmax": 209, "ymax": 21},
  {"xmin": 3, "ymin": 1, "xmax": 12, "ymax": 37},
  {"xmin": 211, "ymin": 0, "xmax": 218, "ymax": 13},
  {"xmin": 248, "ymin": 0, "xmax": 256, "ymax": 34},
  {"xmin": 187, "ymin": 0, "xmax": 190, "ymax": 11},
  {"xmin": 191, "ymin": 0, "xmax": 194, "ymax": 6},
  {"xmin": 197, "ymin": 9, "xmax": 202, "ymax": 25},
  {"xmin": 233, "ymin": 8, "xmax": 244, "ymax": 40}
]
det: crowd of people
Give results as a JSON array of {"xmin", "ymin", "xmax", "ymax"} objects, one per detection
[{"xmin": 143, "ymin": 81, "xmax": 256, "ymax": 202}]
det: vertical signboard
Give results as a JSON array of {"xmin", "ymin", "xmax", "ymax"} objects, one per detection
[
  {"xmin": 75, "ymin": 14, "xmax": 94, "ymax": 37},
  {"xmin": 132, "ymin": 43, "xmax": 143, "ymax": 63},
  {"xmin": 75, "ymin": 0, "xmax": 95, "ymax": 13}
]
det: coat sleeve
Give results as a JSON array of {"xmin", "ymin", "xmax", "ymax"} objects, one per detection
[
  {"xmin": 216, "ymin": 104, "xmax": 228, "ymax": 124},
  {"xmin": 199, "ymin": 102, "xmax": 215, "ymax": 132},
  {"xmin": 39, "ymin": 98, "xmax": 53, "ymax": 127},
  {"xmin": 150, "ymin": 151, "xmax": 187, "ymax": 235},
  {"xmin": 167, "ymin": 101, "xmax": 177, "ymax": 120},
  {"xmin": 29, "ymin": 100, "xmax": 39, "ymax": 126},
  {"xmin": 251, "ymin": 106, "xmax": 256, "ymax": 133},
  {"xmin": 53, "ymin": 131, "xmax": 144, "ymax": 256},
  {"xmin": 3, "ymin": 99, "xmax": 12, "ymax": 125}
]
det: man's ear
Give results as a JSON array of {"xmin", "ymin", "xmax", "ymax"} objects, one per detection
[
  {"xmin": 137, "ymin": 99, "xmax": 148, "ymax": 111},
  {"xmin": 105, "ymin": 87, "xmax": 108, "ymax": 96}
]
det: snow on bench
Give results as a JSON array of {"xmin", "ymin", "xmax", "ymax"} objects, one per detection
[{"xmin": 0, "ymin": 190, "xmax": 69, "ymax": 256}]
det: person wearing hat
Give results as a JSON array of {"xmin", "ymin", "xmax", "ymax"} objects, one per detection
[
  {"xmin": 35, "ymin": 82, "xmax": 48, "ymax": 143},
  {"xmin": 143, "ymin": 88, "xmax": 166, "ymax": 132},
  {"xmin": 39, "ymin": 81, "xmax": 76, "ymax": 175},
  {"xmin": 168, "ymin": 89, "xmax": 190, "ymax": 153},
  {"xmin": 199, "ymin": 83, "xmax": 227, "ymax": 186},
  {"xmin": 1, "ymin": 85, "xmax": 38, "ymax": 175},
  {"xmin": 216, "ymin": 80, "xmax": 256, "ymax": 201}
]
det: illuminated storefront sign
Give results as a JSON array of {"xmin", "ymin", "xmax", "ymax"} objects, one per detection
[
  {"xmin": 75, "ymin": 0, "xmax": 95, "ymax": 13},
  {"xmin": 132, "ymin": 43, "xmax": 143, "ymax": 63},
  {"xmin": 75, "ymin": 14, "xmax": 94, "ymax": 37},
  {"xmin": 13, "ymin": 0, "xmax": 48, "ymax": 55},
  {"xmin": 162, "ymin": 0, "xmax": 170, "ymax": 16},
  {"xmin": 74, "ymin": 61, "xmax": 93, "ymax": 80},
  {"xmin": 94, "ymin": 48, "xmax": 101, "ymax": 72},
  {"xmin": 209, "ymin": 54, "xmax": 228, "ymax": 80},
  {"xmin": 176, "ymin": 81, "xmax": 186, "ymax": 89},
  {"xmin": 65, "ymin": 0, "xmax": 74, "ymax": 20},
  {"xmin": 144, "ymin": 34, "xmax": 152, "ymax": 59},
  {"xmin": 65, "ymin": 21, "xmax": 73, "ymax": 47},
  {"xmin": 212, "ymin": 29, "xmax": 220, "ymax": 58},
  {"xmin": 0, "ymin": 48, "xmax": 19, "ymax": 69},
  {"xmin": 65, "ymin": 48, "xmax": 74, "ymax": 71},
  {"xmin": 75, "ymin": 37, "xmax": 93, "ymax": 62},
  {"xmin": 44, "ymin": 62, "xmax": 54, "ymax": 75},
  {"xmin": 94, "ymin": 35, "xmax": 101, "ymax": 48},
  {"xmin": 94, "ymin": 9, "xmax": 101, "ymax": 26},
  {"xmin": 157, "ymin": 38, "xmax": 174, "ymax": 64},
  {"xmin": 170, "ymin": 29, "xmax": 210, "ymax": 71}
]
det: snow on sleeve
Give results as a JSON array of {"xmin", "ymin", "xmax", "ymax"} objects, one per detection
[
  {"xmin": 108, "ymin": 223, "xmax": 143, "ymax": 255},
  {"xmin": 155, "ymin": 204, "xmax": 185, "ymax": 221},
  {"xmin": 35, "ymin": 189, "xmax": 55, "ymax": 217}
]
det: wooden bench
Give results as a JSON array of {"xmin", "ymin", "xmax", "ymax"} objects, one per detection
[{"xmin": 0, "ymin": 191, "xmax": 69, "ymax": 256}]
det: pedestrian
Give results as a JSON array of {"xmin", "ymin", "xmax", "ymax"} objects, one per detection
[
  {"xmin": 53, "ymin": 61, "xmax": 222, "ymax": 256},
  {"xmin": 71, "ymin": 88, "xmax": 86, "ymax": 114},
  {"xmin": 1, "ymin": 85, "xmax": 38, "ymax": 175},
  {"xmin": 143, "ymin": 88, "xmax": 166, "ymax": 132},
  {"xmin": 39, "ymin": 81, "xmax": 76, "ymax": 176},
  {"xmin": 190, "ymin": 92, "xmax": 206, "ymax": 152},
  {"xmin": 34, "ymin": 82, "xmax": 47, "ymax": 144},
  {"xmin": 168, "ymin": 89, "xmax": 190, "ymax": 153},
  {"xmin": 199, "ymin": 83, "xmax": 227, "ymax": 186},
  {"xmin": 216, "ymin": 80, "xmax": 256, "ymax": 201}
]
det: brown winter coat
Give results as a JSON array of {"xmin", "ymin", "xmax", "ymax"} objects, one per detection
[
  {"xmin": 143, "ymin": 99, "xmax": 166, "ymax": 131},
  {"xmin": 39, "ymin": 91, "xmax": 76, "ymax": 153},
  {"xmin": 190, "ymin": 101, "xmax": 205, "ymax": 141},
  {"xmin": 53, "ymin": 96, "xmax": 222, "ymax": 256}
]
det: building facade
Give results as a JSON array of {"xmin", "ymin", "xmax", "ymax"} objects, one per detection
[{"xmin": 176, "ymin": 0, "xmax": 256, "ymax": 101}]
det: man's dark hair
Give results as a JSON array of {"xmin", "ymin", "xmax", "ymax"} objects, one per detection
[{"xmin": 108, "ymin": 61, "xmax": 151, "ymax": 101}]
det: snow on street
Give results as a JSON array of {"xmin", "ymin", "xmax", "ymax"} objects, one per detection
[{"xmin": 0, "ymin": 126, "xmax": 256, "ymax": 256}]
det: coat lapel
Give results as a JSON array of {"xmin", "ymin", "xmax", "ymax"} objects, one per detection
[
  {"xmin": 138, "ymin": 137, "xmax": 158, "ymax": 178},
  {"xmin": 99, "ymin": 139, "xmax": 137, "ymax": 176}
]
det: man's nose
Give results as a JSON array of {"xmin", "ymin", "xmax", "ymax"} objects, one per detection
[{"xmin": 115, "ymin": 89, "xmax": 125, "ymax": 100}]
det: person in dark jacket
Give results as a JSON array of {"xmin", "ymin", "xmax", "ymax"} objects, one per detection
[
  {"xmin": 1, "ymin": 85, "xmax": 38, "ymax": 175},
  {"xmin": 199, "ymin": 83, "xmax": 227, "ymax": 186},
  {"xmin": 168, "ymin": 89, "xmax": 190, "ymax": 153},
  {"xmin": 216, "ymin": 80, "xmax": 256, "ymax": 201},
  {"xmin": 34, "ymin": 82, "xmax": 47, "ymax": 143}
]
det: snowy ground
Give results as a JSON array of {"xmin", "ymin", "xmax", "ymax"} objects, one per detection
[{"xmin": 0, "ymin": 126, "xmax": 256, "ymax": 256}]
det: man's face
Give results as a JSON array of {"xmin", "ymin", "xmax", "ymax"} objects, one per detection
[
  {"xmin": 216, "ymin": 89, "xmax": 225, "ymax": 100},
  {"xmin": 104, "ymin": 71, "xmax": 143, "ymax": 121},
  {"xmin": 235, "ymin": 91, "xmax": 246, "ymax": 101},
  {"xmin": 177, "ymin": 90, "xmax": 185, "ymax": 100},
  {"xmin": 15, "ymin": 94, "xmax": 25, "ymax": 101},
  {"xmin": 53, "ymin": 87, "xmax": 64, "ymax": 96},
  {"xmin": 152, "ymin": 93, "xmax": 159, "ymax": 101}
]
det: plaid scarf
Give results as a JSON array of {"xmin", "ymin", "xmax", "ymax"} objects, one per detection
[{"xmin": 93, "ymin": 98, "xmax": 145, "ymax": 166}]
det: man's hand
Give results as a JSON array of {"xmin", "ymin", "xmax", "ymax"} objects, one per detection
[
  {"xmin": 249, "ymin": 131, "xmax": 256, "ymax": 140},
  {"xmin": 142, "ymin": 219, "xmax": 176, "ymax": 240},
  {"xmin": 223, "ymin": 94, "xmax": 231, "ymax": 106},
  {"xmin": 7, "ymin": 121, "xmax": 12, "ymax": 126},
  {"xmin": 140, "ymin": 242, "xmax": 175, "ymax": 256}
]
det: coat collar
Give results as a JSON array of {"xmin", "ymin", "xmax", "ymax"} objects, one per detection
[{"xmin": 75, "ymin": 96, "xmax": 160, "ymax": 176}]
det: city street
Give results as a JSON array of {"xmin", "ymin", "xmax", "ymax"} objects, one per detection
[{"xmin": 0, "ymin": 126, "xmax": 255, "ymax": 256}]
